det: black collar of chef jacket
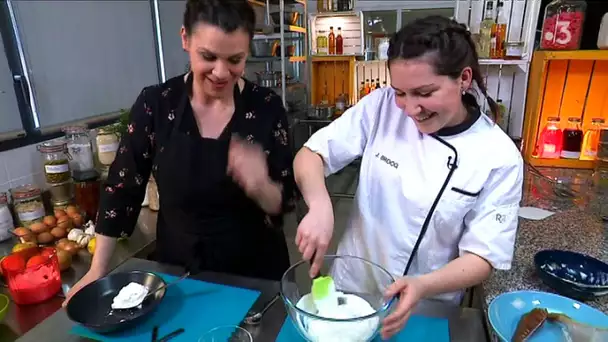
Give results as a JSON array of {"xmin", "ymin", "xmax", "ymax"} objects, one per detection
[{"xmin": 435, "ymin": 106, "xmax": 481, "ymax": 137}]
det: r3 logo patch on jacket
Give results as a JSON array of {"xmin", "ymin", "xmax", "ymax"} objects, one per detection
[{"xmin": 375, "ymin": 152, "xmax": 399, "ymax": 169}]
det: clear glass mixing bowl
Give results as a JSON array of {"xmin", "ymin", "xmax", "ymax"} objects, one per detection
[{"xmin": 280, "ymin": 255, "xmax": 396, "ymax": 342}]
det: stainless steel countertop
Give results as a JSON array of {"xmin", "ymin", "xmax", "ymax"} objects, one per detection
[
  {"xmin": 15, "ymin": 258, "xmax": 488, "ymax": 342},
  {"xmin": 0, "ymin": 209, "xmax": 159, "ymax": 341}
]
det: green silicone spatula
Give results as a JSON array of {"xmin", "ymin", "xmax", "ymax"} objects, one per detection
[{"xmin": 312, "ymin": 275, "xmax": 334, "ymax": 301}]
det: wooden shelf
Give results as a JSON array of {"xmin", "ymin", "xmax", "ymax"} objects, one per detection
[
  {"xmin": 248, "ymin": 56, "xmax": 306, "ymax": 62},
  {"xmin": 312, "ymin": 55, "xmax": 355, "ymax": 62},
  {"xmin": 534, "ymin": 50, "xmax": 608, "ymax": 61},
  {"xmin": 527, "ymin": 158, "xmax": 595, "ymax": 169}
]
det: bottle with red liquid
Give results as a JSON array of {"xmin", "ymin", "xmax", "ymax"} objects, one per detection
[
  {"xmin": 336, "ymin": 27, "xmax": 344, "ymax": 55},
  {"xmin": 536, "ymin": 117, "xmax": 563, "ymax": 159},
  {"xmin": 540, "ymin": 0, "xmax": 586, "ymax": 50},
  {"xmin": 561, "ymin": 117, "xmax": 584, "ymax": 159}
]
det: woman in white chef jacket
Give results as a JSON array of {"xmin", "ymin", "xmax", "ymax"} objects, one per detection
[{"xmin": 293, "ymin": 16, "xmax": 524, "ymax": 339}]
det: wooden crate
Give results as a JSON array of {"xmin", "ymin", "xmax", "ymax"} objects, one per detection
[
  {"xmin": 522, "ymin": 51, "xmax": 608, "ymax": 169},
  {"xmin": 311, "ymin": 56, "xmax": 356, "ymax": 106},
  {"xmin": 354, "ymin": 60, "xmax": 390, "ymax": 102},
  {"xmin": 309, "ymin": 12, "xmax": 364, "ymax": 56},
  {"xmin": 454, "ymin": 0, "xmax": 541, "ymax": 138}
]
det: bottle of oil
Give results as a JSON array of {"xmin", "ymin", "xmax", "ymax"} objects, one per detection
[
  {"xmin": 359, "ymin": 81, "xmax": 366, "ymax": 100},
  {"xmin": 492, "ymin": 1, "xmax": 508, "ymax": 58},
  {"xmin": 479, "ymin": 1, "xmax": 495, "ymax": 59},
  {"xmin": 316, "ymin": 30, "xmax": 328, "ymax": 55},
  {"xmin": 336, "ymin": 27, "xmax": 344, "ymax": 55},
  {"xmin": 581, "ymin": 118, "xmax": 605, "ymax": 160},
  {"xmin": 328, "ymin": 27, "xmax": 336, "ymax": 54},
  {"xmin": 317, "ymin": 0, "xmax": 326, "ymax": 12}
]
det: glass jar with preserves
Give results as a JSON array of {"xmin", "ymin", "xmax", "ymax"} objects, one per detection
[
  {"xmin": 541, "ymin": 0, "xmax": 586, "ymax": 50},
  {"xmin": 74, "ymin": 176, "xmax": 100, "ymax": 222},
  {"xmin": 0, "ymin": 192, "xmax": 14, "ymax": 242},
  {"xmin": 504, "ymin": 41, "xmax": 524, "ymax": 60},
  {"xmin": 48, "ymin": 180, "xmax": 74, "ymax": 203},
  {"xmin": 63, "ymin": 125, "xmax": 95, "ymax": 175},
  {"xmin": 38, "ymin": 141, "xmax": 71, "ymax": 185},
  {"xmin": 11, "ymin": 185, "xmax": 45, "ymax": 228},
  {"xmin": 562, "ymin": 117, "xmax": 583, "ymax": 159},
  {"xmin": 96, "ymin": 127, "xmax": 120, "ymax": 168}
]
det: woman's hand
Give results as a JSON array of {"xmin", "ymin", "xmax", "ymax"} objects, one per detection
[
  {"xmin": 381, "ymin": 277, "xmax": 427, "ymax": 339},
  {"xmin": 62, "ymin": 268, "xmax": 104, "ymax": 308},
  {"xmin": 295, "ymin": 200, "xmax": 334, "ymax": 278},
  {"xmin": 227, "ymin": 136, "xmax": 271, "ymax": 197}
]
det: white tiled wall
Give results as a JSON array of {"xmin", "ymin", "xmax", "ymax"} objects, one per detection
[{"xmin": 0, "ymin": 142, "xmax": 54, "ymax": 195}]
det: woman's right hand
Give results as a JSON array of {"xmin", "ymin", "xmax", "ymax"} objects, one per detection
[
  {"xmin": 296, "ymin": 202, "xmax": 334, "ymax": 278},
  {"xmin": 62, "ymin": 269, "xmax": 104, "ymax": 308}
]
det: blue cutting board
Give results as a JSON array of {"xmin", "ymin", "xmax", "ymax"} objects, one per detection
[
  {"xmin": 276, "ymin": 314, "xmax": 450, "ymax": 342},
  {"xmin": 70, "ymin": 273, "xmax": 260, "ymax": 341}
]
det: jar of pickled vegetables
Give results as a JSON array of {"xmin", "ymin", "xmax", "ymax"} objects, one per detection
[
  {"xmin": 38, "ymin": 141, "xmax": 71, "ymax": 185},
  {"xmin": 541, "ymin": 0, "xmax": 586, "ymax": 50},
  {"xmin": 11, "ymin": 185, "xmax": 45, "ymax": 228}
]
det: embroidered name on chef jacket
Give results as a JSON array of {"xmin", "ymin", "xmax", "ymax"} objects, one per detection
[{"xmin": 375, "ymin": 152, "xmax": 399, "ymax": 169}]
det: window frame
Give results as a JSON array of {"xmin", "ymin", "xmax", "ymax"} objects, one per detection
[{"xmin": 0, "ymin": 0, "xmax": 163, "ymax": 153}]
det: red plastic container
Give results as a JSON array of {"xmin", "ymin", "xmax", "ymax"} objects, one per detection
[{"xmin": 1, "ymin": 247, "xmax": 62, "ymax": 305}]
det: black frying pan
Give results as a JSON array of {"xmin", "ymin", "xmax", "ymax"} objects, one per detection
[{"xmin": 66, "ymin": 271, "xmax": 166, "ymax": 333}]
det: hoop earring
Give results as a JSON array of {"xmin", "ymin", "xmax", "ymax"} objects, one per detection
[{"xmin": 462, "ymin": 89, "xmax": 466, "ymax": 95}]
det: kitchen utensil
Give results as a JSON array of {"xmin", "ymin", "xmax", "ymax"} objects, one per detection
[
  {"xmin": 255, "ymin": 70, "xmax": 281, "ymax": 88},
  {"xmin": 250, "ymin": 40, "xmax": 279, "ymax": 57},
  {"xmin": 488, "ymin": 290, "xmax": 608, "ymax": 342},
  {"xmin": 280, "ymin": 255, "xmax": 397, "ymax": 342},
  {"xmin": 71, "ymin": 273, "xmax": 260, "ymax": 341},
  {"xmin": 534, "ymin": 250, "xmax": 608, "ymax": 300},
  {"xmin": 119, "ymin": 271, "xmax": 190, "ymax": 310},
  {"xmin": 244, "ymin": 292, "xmax": 280, "ymax": 325},
  {"xmin": 67, "ymin": 271, "xmax": 167, "ymax": 333},
  {"xmin": 199, "ymin": 325, "xmax": 252, "ymax": 342},
  {"xmin": 0, "ymin": 294, "xmax": 8, "ymax": 323},
  {"xmin": 308, "ymin": 105, "xmax": 335, "ymax": 119},
  {"xmin": 271, "ymin": 11, "xmax": 300, "ymax": 26},
  {"xmin": 158, "ymin": 328, "xmax": 185, "ymax": 342},
  {"xmin": 276, "ymin": 313, "xmax": 449, "ymax": 342}
]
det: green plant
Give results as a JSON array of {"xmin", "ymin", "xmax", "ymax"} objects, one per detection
[{"xmin": 99, "ymin": 108, "xmax": 130, "ymax": 137}]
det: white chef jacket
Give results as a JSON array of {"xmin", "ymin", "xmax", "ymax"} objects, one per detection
[{"xmin": 304, "ymin": 87, "xmax": 524, "ymax": 304}]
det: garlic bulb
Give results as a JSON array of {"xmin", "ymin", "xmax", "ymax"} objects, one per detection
[
  {"xmin": 68, "ymin": 228, "xmax": 85, "ymax": 242},
  {"xmin": 84, "ymin": 220, "xmax": 95, "ymax": 236}
]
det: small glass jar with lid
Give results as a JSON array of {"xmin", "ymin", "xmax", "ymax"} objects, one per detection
[
  {"xmin": 11, "ymin": 184, "xmax": 45, "ymax": 228},
  {"xmin": 0, "ymin": 192, "xmax": 14, "ymax": 241},
  {"xmin": 541, "ymin": 0, "xmax": 586, "ymax": 50},
  {"xmin": 38, "ymin": 140, "xmax": 71, "ymax": 185},
  {"xmin": 95, "ymin": 127, "xmax": 120, "ymax": 169},
  {"xmin": 63, "ymin": 125, "xmax": 95, "ymax": 174}
]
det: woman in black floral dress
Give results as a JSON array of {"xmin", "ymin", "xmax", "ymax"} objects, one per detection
[{"xmin": 64, "ymin": 0, "xmax": 295, "ymax": 304}]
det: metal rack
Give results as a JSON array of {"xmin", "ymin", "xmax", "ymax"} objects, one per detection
[{"xmin": 247, "ymin": 0, "xmax": 310, "ymax": 110}]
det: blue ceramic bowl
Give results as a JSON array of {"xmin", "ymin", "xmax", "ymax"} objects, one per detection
[
  {"xmin": 488, "ymin": 290, "xmax": 608, "ymax": 341},
  {"xmin": 534, "ymin": 249, "xmax": 608, "ymax": 300}
]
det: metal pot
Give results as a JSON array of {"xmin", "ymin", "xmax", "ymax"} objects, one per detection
[
  {"xmin": 251, "ymin": 40, "xmax": 280, "ymax": 57},
  {"xmin": 271, "ymin": 11, "xmax": 300, "ymax": 26},
  {"xmin": 256, "ymin": 70, "xmax": 281, "ymax": 88},
  {"xmin": 308, "ymin": 105, "xmax": 335, "ymax": 119}
]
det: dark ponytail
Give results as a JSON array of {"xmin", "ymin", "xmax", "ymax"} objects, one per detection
[{"xmin": 387, "ymin": 15, "xmax": 498, "ymax": 120}]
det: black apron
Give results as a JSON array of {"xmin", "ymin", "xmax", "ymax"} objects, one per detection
[{"xmin": 152, "ymin": 73, "xmax": 290, "ymax": 281}]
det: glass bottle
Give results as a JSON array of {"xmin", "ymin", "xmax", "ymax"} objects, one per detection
[
  {"xmin": 561, "ymin": 117, "xmax": 583, "ymax": 159},
  {"xmin": 492, "ymin": 1, "xmax": 508, "ymax": 58},
  {"xmin": 364, "ymin": 79, "xmax": 371, "ymax": 94},
  {"xmin": 375, "ymin": 78, "xmax": 381, "ymax": 89},
  {"xmin": 541, "ymin": 0, "xmax": 587, "ymax": 50},
  {"xmin": 479, "ymin": 1, "xmax": 495, "ymax": 59},
  {"xmin": 336, "ymin": 27, "xmax": 343, "ymax": 55},
  {"xmin": 63, "ymin": 125, "xmax": 95, "ymax": 175},
  {"xmin": 317, "ymin": 30, "xmax": 328, "ymax": 55},
  {"xmin": 359, "ymin": 81, "xmax": 366, "ymax": 100},
  {"xmin": 317, "ymin": 0, "xmax": 326, "ymax": 12},
  {"xmin": 328, "ymin": 27, "xmax": 336, "ymax": 55},
  {"xmin": 580, "ymin": 118, "xmax": 605, "ymax": 160},
  {"xmin": 536, "ymin": 117, "xmax": 563, "ymax": 159}
]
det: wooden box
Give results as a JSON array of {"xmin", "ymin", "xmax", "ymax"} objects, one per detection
[
  {"xmin": 522, "ymin": 51, "xmax": 608, "ymax": 169},
  {"xmin": 311, "ymin": 56, "xmax": 356, "ymax": 106},
  {"xmin": 309, "ymin": 12, "xmax": 364, "ymax": 56}
]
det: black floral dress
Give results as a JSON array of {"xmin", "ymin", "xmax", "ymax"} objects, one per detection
[{"xmin": 96, "ymin": 73, "xmax": 295, "ymax": 281}]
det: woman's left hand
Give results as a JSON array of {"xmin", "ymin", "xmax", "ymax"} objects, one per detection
[
  {"xmin": 227, "ymin": 135, "xmax": 270, "ymax": 198},
  {"xmin": 381, "ymin": 277, "xmax": 427, "ymax": 339}
]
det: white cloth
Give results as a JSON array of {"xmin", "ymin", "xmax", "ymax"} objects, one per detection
[{"xmin": 304, "ymin": 87, "xmax": 524, "ymax": 304}]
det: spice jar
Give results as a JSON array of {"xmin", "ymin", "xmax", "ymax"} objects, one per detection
[
  {"xmin": 51, "ymin": 199, "xmax": 72, "ymax": 212},
  {"xmin": 63, "ymin": 125, "xmax": 95, "ymax": 175},
  {"xmin": 504, "ymin": 41, "xmax": 524, "ymax": 60},
  {"xmin": 0, "ymin": 192, "xmax": 14, "ymax": 242},
  {"xmin": 541, "ymin": 0, "xmax": 586, "ymax": 50},
  {"xmin": 11, "ymin": 185, "xmax": 45, "ymax": 228},
  {"xmin": 38, "ymin": 141, "xmax": 71, "ymax": 185},
  {"xmin": 96, "ymin": 127, "xmax": 120, "ymax": 167}
]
